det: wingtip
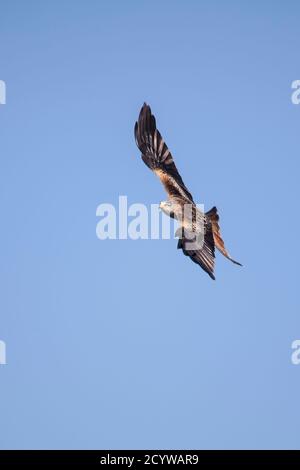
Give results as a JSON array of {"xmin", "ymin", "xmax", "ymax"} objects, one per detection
[
  {"xmin": 231, "ymin": 259, "xmax": 243, "ymax": 267},
  {"xmin": 141, "ymin": 102, "xmax": 151, "ymax": 113},
  {"xmin": 138, "ymin": 102, "xmax": 149, "ymax": 120}
]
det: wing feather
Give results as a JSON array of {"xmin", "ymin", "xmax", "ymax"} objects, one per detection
[
  {"xmin": 177, "ymin": 225, "xmax": 216, "ymax": 280},
  {"xmin": 135, "ymin": 103, "xmax": 194, "ymax": 202}
]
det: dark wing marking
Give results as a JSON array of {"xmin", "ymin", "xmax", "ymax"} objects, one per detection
[
  {"xmin": 176, "ymin": 206, "xmax": 242, "ymax": 279},
  {"xmin": 134, "ymin": 103, "xmax": 194, "ymax": 202},
  {"xmin": 177, "ymin": 223, "xmax": 216, "ymax": 280}
]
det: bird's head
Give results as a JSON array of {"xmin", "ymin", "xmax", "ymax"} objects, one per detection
[{"xmin": 159, "ymin": 200, "xmax": 175, "ymax": 218}]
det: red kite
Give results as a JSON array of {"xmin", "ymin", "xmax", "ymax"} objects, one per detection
[{"xmin": 134, "ymin": 103, "xmax": 242, "ymax": 280}]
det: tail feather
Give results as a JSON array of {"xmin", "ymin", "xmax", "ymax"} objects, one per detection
[{"xmin": 206, "ymin": 206, "xmax": 242, "ymax": 266}]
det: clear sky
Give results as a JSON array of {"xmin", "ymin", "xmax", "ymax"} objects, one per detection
[{"xmin": 0, "ymin": 0, "xmax": 300, "ymax": 450}]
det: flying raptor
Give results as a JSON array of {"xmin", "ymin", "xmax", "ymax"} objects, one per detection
[{"xmin": 134, "ymin": 103, "xmax": 241, "ymax": 280}]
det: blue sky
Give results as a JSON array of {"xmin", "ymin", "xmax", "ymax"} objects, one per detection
[{"xmin": 0, "ymin": 0, "xmax": 300, "ymax": 449}]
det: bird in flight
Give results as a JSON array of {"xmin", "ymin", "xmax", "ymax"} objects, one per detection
[{"xmin": 134, "ymin": 103, "xmax": 242, "ymax": 280}]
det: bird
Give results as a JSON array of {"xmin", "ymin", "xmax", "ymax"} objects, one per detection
[{"xmin": 134, "ymin": 103, "xmax": 242, "ymax": 280}]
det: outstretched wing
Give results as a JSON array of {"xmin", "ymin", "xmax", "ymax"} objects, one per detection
[
  {"xmin": 177, "ymin": 224, "xmax": 216, "ymax": 280},
  {"xmin": 134, "ymin": 103, "xmax": 194, "ymax": 203}
]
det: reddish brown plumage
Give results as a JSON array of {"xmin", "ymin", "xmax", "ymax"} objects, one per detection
[{"xmin": 134, "ymin": 103, "xmax": 242, "ymax": 279}]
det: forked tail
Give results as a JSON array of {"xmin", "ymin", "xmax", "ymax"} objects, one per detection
[{"xmin": 205, "ymin": 206, "xmax": 242, "ymax": 266}]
